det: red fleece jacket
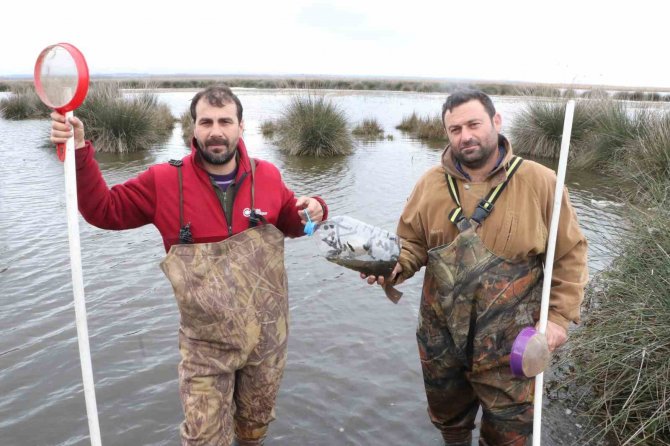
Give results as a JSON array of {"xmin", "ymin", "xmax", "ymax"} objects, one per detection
[{"xmin": 74, "ymin": 138, "xmax": 328, "ymax": 251}]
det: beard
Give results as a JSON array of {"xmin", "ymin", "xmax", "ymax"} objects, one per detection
[
  {"xmin": 453, "ymin": 136, "xmax": 497, "ymax": 169},
  {"xmin": 197, "ymin": 136, "xmax": 237, "ymax": 165}
]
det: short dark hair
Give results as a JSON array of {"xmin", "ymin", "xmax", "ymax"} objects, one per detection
[
  {"xmin": 441, "ymin": 89, "xmax": 496, "ymax": 123},
  {"xmin": 190, "ymin": 85, "xmax": 243, "ymax": 123}
]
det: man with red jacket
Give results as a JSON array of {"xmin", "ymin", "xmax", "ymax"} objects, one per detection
[{"xmin": 50, "ymin": 85, "xmax": 328, "ymax": 446}]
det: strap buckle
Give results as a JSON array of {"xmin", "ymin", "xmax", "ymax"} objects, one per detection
[
  {"xmin": 179, "ymin": 223, "xmax": 193, "ymax": 244},
  {"xmin": 248, "ymin": 210, "xmax": 267, "ymax": 228},
  {"xmin": 471, "ymin": 200, "xmax": 494, "ymax": 224}
]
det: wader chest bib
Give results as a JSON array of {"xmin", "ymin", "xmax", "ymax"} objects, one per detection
[
  {"xmin": 160, "ymin": 159, "xmax": 288, "ymax": 446},
  {"xmin": 417, "ymin": 157, "xmax": 543, "ymax": 445}
]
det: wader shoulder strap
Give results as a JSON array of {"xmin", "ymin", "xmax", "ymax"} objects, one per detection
[
  {"xmin": 445, "ymin": 173, "xmax": 464, "ymax": 224},
  {"xmin": 248, "ymin": 158, "xmax": 267, "ymax": 227},
  {"xmin": 446, "ymin": 156, "xmax": 524, "ymax": 227},
  {"xmin": 169, "ymin": 159, "xmax": 193, "ymax": 244}
]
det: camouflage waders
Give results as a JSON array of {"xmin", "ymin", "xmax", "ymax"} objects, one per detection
[
  {"xmin": 417, "ymin": 157, "xmax": 543, "ymax": 446},
  {"xmin": 160, "ymin": 159, "xmax": 288, "ymax": 446}
]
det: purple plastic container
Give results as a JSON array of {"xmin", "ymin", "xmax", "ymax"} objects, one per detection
[{"xmin": 510, "ymin": 326, "xmax": 550, "ymax": 378}]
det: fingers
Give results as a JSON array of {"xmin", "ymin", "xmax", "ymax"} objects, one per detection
[
  {"xmin": 295, "ymin": 196, "xmax": 309, "ymax": 208},
  {"xmin": 538, "ymin": 320, "xmax": 568, "ymax": 352},
  {"xmin": 359, "ymin": 272, "xmax": 384, "ymax": 286},
  {"xmin": 50, "ymin": 113, "xmax": 85, "ymax": 148},
  {"xmin": 388, "ymin": 263, "xmax": 404, "ymax": 285},
  {"xmin": 296, "ymin": 196, "xmax": 324, "ymax": 223},
  {"xmin": 50, "ymin": 114, "xmax": 73, "ymax": 145}
]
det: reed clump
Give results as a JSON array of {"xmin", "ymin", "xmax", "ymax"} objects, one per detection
[
  {"xmin": 259, "ymin": 120, "xmax": 278, "ymax": 137},
  {"xmin": 396, "ymin": 112, "xmax": 447, "ymax": 142},
  {"xmin": 508, "ymin": 100, "xmax": 595, "ymax": 158},
  {"xmin": 613, "ymin": 111, "xmax": 670, "ymax": 204},
  {"xmin": 567, "ymin": 201, "xmax": 670, "ymax": 445},
  {"xmin": 269, "ymin": 95, "xmax": 353, "ymax": 157},
  {"xmin": 180, "ymin": 110, "xmax": 193, "ymax": 147},
  {"xmin": 561, "ymin": 101, "xmax": 670, "ymax": 444},
  {"xmin": 572, "ymin": 100, "xmax": 648, "ymax": 170},
  {"xmin": 0, "ymin": 85, "xmax": 50, "ymax": 120},
  {"xmin": 352, "ymin": 118, "xmax": 384, "ymax": 139},
  {"xmin": 77, "ymin": 83, "xmax": 174, "ymax": 153},
  {"xmin": 508, "ymin": 97, "xmax": 653, "ymax": 172}
]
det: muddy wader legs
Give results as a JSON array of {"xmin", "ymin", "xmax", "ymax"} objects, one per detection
[
  {"xmin": 469, "ymin": 367, "xmax": 534, "ymax": 446},
  {"xmin": 418, "ymin": 281, "xmax": 535, "ymax": 446},
  {"xmin": 422, "ymin": 357, "xmax": 534, "ymax": 446},
  {"xmin": 233, "ymin": 342, "xmax": 287, "ymax": 445},
  {"xmin": 178, "ymin": 334, "xmax": 287, "ymax": 446},
  {"xmin": 179, "ymin": 333, "xmax": 239, "ymax": 446}
]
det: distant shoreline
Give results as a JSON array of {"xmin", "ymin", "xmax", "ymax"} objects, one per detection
[{"xmin": 2, "ymin": 75, "xmax": 669, "ymax": 100}]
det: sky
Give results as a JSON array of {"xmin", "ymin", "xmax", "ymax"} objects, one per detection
[{"xmin": 2, "ymin": 0, "xmax": 668, "ymax": 89}]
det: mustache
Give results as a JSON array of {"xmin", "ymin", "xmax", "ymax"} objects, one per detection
[
  {"xmin": 205, "ymin": 137, "xmax": 229, "ymax": 148},
  {"xmin": 459, "ymin": 138, "xmax": 479, "ymax": 149}
]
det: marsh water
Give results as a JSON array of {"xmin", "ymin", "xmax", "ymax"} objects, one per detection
[{"xmin": 0, "ymin": 89, "xmax": 626, "ymax": 445}]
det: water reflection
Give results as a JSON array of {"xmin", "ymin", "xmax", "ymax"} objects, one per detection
[{"xmin": 274, "ymin": 149, "xmax": 353, "ymax": 196}]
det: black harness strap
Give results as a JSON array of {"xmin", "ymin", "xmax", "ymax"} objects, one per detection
[
  {"xmin": 446, "ymin": 156, "xmax": 524, "ymax": 227},
  {"xmin": 446, "ymin": 174, "xmax": 464, "ymax": 224},
  {"xmin": 169, "ymin": 159, "xmax": 193, "ymax": 244},
  {"xmin": 170, "ymin": 158, "xmax": 267, "ymax": 242},
  {"xmin": 248, "ymin": 158, "xmax": 267, "ymax": 227}
]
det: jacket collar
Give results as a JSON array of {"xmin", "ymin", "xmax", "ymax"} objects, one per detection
[{"xmin": 441, "ymin": 134, "xmax": 515, "ymax": 185}]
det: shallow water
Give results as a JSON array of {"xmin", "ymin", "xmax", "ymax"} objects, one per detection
[{"xmin": 0, "ymin": 90, "xmax": 626, "ymax": 445}]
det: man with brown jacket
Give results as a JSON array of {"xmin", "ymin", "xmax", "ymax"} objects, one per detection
[{"xmin": 365, "ymin": 89, "xmax": 588, "ymax": 445}]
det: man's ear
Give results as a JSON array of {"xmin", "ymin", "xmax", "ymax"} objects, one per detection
[{"xmin": 493, "ymin": 113, "xmax": 502, "ymax": 132}]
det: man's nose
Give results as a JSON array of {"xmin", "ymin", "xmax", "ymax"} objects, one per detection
[
  {"xmin": 460, "ymin": 127, "xmax": 473, "ymax": 142},
  {"xmin": 210, "ymin": 123, "xmax": 224, "ymax": 136}
]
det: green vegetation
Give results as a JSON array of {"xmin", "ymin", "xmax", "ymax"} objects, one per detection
[
  {"xmin": 620, "ymin": 114, "xmax": 670, "ymax": 203},
  {"xmin": 396, "ymin": 112, "xmax": 447, "ymax": 142},
  {"xmin": 613, "ymin": 91, "xmax": 666, "ymax": 102},
  {"xmin": 567, "ymin": 203, "xmax": 670, "ymax": 445},
  {"xmin": 508, "ymin": 98, "xmax": 654, "ymax": 171},
  {"xmin": 572, "ymin": 100, "xmax": 648, "ymax": 170},
  {"xmin": 511, "ymin": 94, "xmax": 670, "ymax": 444},
  {"xmin": 0, "ymin": 85, "xmax": 50, "ymax": 120},
  {"xmin": 180, "ymin": 110, "xmax": 193, "ymax": 147},
  {"xmin": 259, "ymin": 120, "xmax": 278, "ymax": 137},
  {"xmin": 2, "ymin": 78, "xmax": 669, "ymax": 102},
  {"xmin": 547, "ymin": 99, "xmax": 670, "ymax": 445},
  {"xmin": 265, "ymin": 95, "xmax": 353, "ymax": 157},
  {"xmin": 352, "ymin": 118, "xmax": 384, "ymax": 139},
  {"xmin": 76, "ymin": 83, "xmax": 174, "ymax": 153},
  {"xmin": 508, "ymin": 100, "xmax": 595, "ymax": 158}
]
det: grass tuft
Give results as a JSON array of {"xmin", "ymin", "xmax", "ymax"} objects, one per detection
[
  {"xmin": 270, "ymin": 94, "xmax": 353, "ymax": 157},
  {"xmin": 76, "ymin": 83, "xmax": 174, "ymax": 153},
  {"xmin": 508, "ymin": 100, "xmax": 595, "ymax": 158},
  {"xmin": 180, "ymin": 110, "xmax": 193, "ymax": 147},
  {"xmin": 352, "ymin": 118, "xmax": 384, "ymax": 139},
  {"xmin": 0, "ymin": 85, "xmax": 50, "ymax": 120},
  {"xmin": 259, "ymin": 120, "xmax": 278, "ymax": 137},
  {"xmin": 396, "ymin": 112, "xmax": 447, "ymax": 142},
  {"xmin": 567, "ymin": 203, "xmax": 670, "ymax": 445}
]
